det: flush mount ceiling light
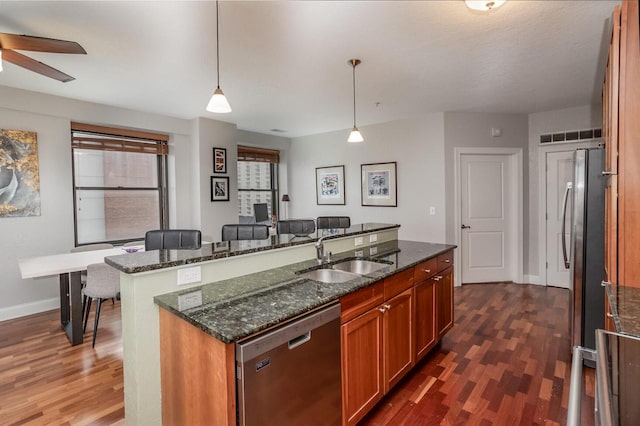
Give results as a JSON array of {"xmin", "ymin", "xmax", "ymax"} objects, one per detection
[
  {"xmin": 347, "ymin": 59, "xmax": 363, "ymax": 143},
  {"xmin": 206, "ymin": 0, "xmax": 232, "ymax": 113},
  {"xmin": 465, "ymin": 0, "xmax": 506, "ymax": 12}
]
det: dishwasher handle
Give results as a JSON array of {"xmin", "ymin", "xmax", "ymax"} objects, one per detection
[{"xmin": 288, "ymin": 331, "xmax": 311, "ymax": 350}]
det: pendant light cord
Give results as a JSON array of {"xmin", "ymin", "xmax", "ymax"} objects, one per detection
[
  {"xmin": 352, "ymin": 61, "xmax": 357, "ymax": 128},
  {"xmin": 216, "ymin": 0, "xmax": 221, "ymax": 89}
]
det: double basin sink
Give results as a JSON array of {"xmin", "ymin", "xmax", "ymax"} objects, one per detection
[{"xmin": 297, "ymin": 259, "xmax": 391, "ymax": 283}]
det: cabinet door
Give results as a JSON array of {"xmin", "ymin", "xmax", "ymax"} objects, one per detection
[
  {"xmin": 341, "ymin": 308, "xmax": 384, "ymax": 426},
  {"xmin": 383, "ymin": 288, "xmax": 414, "ymax": 393},
  {"xmin": 414, "ymin": 277, "xmax": 436, "ymax": 361},
  {"xmin": 436, "ymin": 266, "xmax": 454, "ymax": 338}
]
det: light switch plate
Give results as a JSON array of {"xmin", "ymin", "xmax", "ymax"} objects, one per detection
[
  {"xmin": 355, "ymin": 250, "xmax": 364, "ymax": 257},
  {"xmin": 370, "ymin": 246, "xmax": 378, "ymax": 255},
  {"xmin": 429, "ymin": 206, "xmax": 436, "ymax": 215},
  {"xmin": 177, "ymin": 266, "xmax": 202, "ymax": 285},
  {"xmin": 354, "ymin": 237, "xmax": 364, "ymax": 246},
  {"xmin": 369, "ymin": 234, "xmax": 378, "ymax": 243}
]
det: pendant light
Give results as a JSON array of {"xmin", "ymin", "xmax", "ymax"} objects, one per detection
[
  {"xmin": 0, "ymin": 49, "xmax": 3, "ymax": 72},
  {"xmin": 465, "ymin": 0, "xmax": 506, "ymax": 12},
  {"xmin": 347, "ymin": 59, "xmax": 363, "ymax": 143},
  {"xmin": 206, "ymin": 0, "xmax": 232, "ymax": 113}
]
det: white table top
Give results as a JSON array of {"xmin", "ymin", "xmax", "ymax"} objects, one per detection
[{"xmin": 18, "ymin": 246, "xmax": 145, "ymax": 279}]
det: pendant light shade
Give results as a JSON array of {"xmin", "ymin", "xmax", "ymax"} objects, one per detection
[
  {"xmin": 465, "ymin": 0, "xmax": 506, "ymax": 12},
  {"xmin": 206, "ymin": 1, "xmax": 232, "ymax": 113},
  {"xmin": 348, "ymin": 59, "xmax": 363, "ymax": 143},
  {"xmin": 0, "ymin": 49, "xmax": 3, "ymax": 72}
]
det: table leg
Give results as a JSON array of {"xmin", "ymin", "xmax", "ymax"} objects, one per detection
[{"xmin": 59, "ymin": 271, "xmax": 84, "ymax": 346}]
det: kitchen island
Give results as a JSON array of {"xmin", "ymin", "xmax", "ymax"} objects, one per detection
[
  {"xmin": 105, "ymin": 223, "xmax": 404, "ymax": 425},
  {"xmin": 151, "ymin": 238, "xmax": 456, "ymax": 425}
]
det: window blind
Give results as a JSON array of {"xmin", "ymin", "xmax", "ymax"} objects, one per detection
[
  {"xmin": 71, "ymin": 122, "xmax": 168, "ymax": 155},
  {"xmin": 237, "ymin": 145, "xmax": 280, "ymax": 163}
]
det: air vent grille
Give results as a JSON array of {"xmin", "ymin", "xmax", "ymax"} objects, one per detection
[{"xmin": 539, "ymin": 128, "xmax": 601, "ymax": 144}]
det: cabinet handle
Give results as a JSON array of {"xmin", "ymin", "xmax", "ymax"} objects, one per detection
[
  {"xmin": 601, "ymin": 281, "xmax": 612, "ymax": 287},
  {"xmin": 423, "ymin": 269, "xmax": 431, "ymax": 273},
  {"xmin": 378, "ymin": 307, "xmax": 387, "ymax": 313},
  {"xmin": 606, "ymin": 313, "xmax": 614, "ymax": 318},
  {"xmin": 602, "ymin": 170, "xmax": 617, "ymax": 176},
  {"xmin": 433, "ymin": 276, "xmax": 442, "ymax": 281},
  {"xmin": 384, "ymin": 304, "xmax": 391, "ymax": 310},
  {"xmin": 444, "ymin": 259, "xmax": 450, "ymax": 263}
]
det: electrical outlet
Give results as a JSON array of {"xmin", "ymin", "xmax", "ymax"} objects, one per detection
[
  {"xmin": 369, "ymin": 233, "xmax": 378, "ymax": 243},
  {"xmin": 429, "ymin": 206, "xmax": 436, "ymax": 215},
  {"xmin": 369, "ymin": 246, "xmax": 378, "ymax": 255},
  {"xmin": 355, "ymin": 250, "xmax": 364, "ymax": 257},
  {"xmin": 177, "ymin": 266, "xmax": 202, "ymax": 285},
  {"xmin": 354, "ymin": 237, "xmax": 364, "ymax": 246}
]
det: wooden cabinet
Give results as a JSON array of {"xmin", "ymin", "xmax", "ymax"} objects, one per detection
[
  {"xmin": 603, "ymin": 0, "xmax": 640, "ymax": 289},
  {"xmin": 436, "ymin": 266, "xmax": 454, "ymax": 338},
  {"xmin": 341, "ymin": 306, "xmax": 384, "ymax": 425},
  {"xmin": 414, "ymin": 277, "xmax": 436, "ymax": 361},
  {"xmin": 383, "ymin": 288, "xmax": 414, "ymax": 392},
  {"xmin": 340, "ymin": 249, "xmax": 455, "ymax": 425}
]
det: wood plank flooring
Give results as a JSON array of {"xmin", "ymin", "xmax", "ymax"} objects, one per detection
[{"xmin": 0, "ymin": 283, "xmax": 593, "ymax": 425}]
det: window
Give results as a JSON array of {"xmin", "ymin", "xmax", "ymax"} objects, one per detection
[
  {"xmin": 237, "ymin": 146, "xmax": 279, "ymax": 224},
  {"xmin": 71, "ymin": 122, "xmax": 169, "ymax": 245}
]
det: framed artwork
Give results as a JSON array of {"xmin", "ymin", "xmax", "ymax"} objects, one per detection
[
  {"xmin": 361, "ymin": 162, "xmax": 397, "ymax": 207},
  {"xmin": 210, "ymin": 176, "xmax": 229, "ymax": 201},
  {"xmin": 0, "ymin": 129, "xmax": 41, "ymax": 217},
  {"xmin": 213, "ymin": 147, "xmax": 227, "ymax": 174},
  {"xmin": 316, "ymin": 165, "xmax": 345, "ymax": 205}
]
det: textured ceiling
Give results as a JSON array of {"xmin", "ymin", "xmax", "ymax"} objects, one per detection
[{"xmin": 0, "ymin": 1, "xmax": 616, "ymax": 137}]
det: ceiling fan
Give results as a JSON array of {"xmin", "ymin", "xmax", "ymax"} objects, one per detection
[{"xmin": 0, "ymin": 33, "xmax": 86, "ymax": 83}]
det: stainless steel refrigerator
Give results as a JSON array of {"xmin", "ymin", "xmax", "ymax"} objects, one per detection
[{"xmin": 564, "ymin": 148, "xmax": 606, "ymax": 354}]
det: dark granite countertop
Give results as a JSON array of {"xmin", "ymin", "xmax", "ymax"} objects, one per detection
[
  {"xmin": 605, "ymin": 283, "xmax": 640, "ymax": 336},
  {"xmin": 104, "ymin": 222, "xmax": 399, "ymax": 274},
  {"xmin": 154, "ymin": 240, "xmax": 456, "ymax": 344}
]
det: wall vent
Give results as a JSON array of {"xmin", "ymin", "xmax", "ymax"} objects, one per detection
[{"xmin": 539, "ymin": 128, "xmax": 601, "ymax": 145}]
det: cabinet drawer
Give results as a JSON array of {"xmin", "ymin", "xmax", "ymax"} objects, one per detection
[
  {"xmin": 437, "ymin": 251, "xmax": 453, "ymax": 271},
  {"xmin": 383, "ymin": 268, "xmax": 414, "ymax": 300},
  {"xmin": 414, "ymin": 258, "xmax": 438, "ymax": 282},
  {"xmin": 340, "ymin": 281, "xmax": 384, "ymax": 324}
]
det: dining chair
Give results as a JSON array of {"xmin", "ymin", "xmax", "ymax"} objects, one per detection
[
  {"xmin": 222, "ymin": 224, "xmax": 270, "ymax": 241},
  {"xmin": 316, "ymin": 216, "xmax": 351, "ymax": 229},
  {"xmin": 70, "ymin": 243, "xmax": 115, "ymax": 287},
  {"xmin": 144, "ymin": 229, "xmax": 202, "ymax": 250},
  {"xmin": 82, "ymin": 263, "xmax": 121, "ymax": 347},
  {"xmin": 277, "ymin": 219, "xmax": 316, "ymax": 236}
]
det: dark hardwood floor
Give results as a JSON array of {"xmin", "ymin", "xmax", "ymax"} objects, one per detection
[{"xmin": 0, "ymin": 283, "xmax": 593, "ymax": 425}]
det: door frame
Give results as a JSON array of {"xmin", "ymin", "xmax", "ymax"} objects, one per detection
[
  {"xmin": 454, "ymin": 147, "xmax": 523, "ymax": 287},
  {"xmin": 537, "ymin": 141, "xmax": 599, "ymax": 287}
]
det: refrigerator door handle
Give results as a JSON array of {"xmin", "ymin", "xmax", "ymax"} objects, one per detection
[{"xmin": 561, "ymin": 182, "xmax": 573, "ymax": 269}]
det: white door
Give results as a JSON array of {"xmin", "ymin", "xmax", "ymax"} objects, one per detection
[
  {"xmin": 460, "ymin": 154, "xmax": 513, "ymax": 283},
  {"xmin": 545, "ymin": 151, "xmax": 574, "ymax": 288}
]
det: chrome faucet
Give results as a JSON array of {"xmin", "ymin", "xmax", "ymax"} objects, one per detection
[{"xmin": 315, "ymin": 236, "xmax": 327, "ymax": 265}]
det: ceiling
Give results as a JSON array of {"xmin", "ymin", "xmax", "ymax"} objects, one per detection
[{"xmin": 0, "ymin": 1, "xmax": 616, "ymax": 138}]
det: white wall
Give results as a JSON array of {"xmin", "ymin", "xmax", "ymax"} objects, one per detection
[
  {"xmin": 288, "ymin": 115, "xmax": 446, "ymax": 243},
  {"xmin": 0, "ymin": 86, "xmax": 236, "ymax": 319},
  {"xmin": 527, "ymin": 104, "xmax": 601, "ymax": 283}
]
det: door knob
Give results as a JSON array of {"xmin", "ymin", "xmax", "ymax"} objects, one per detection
[{"xmin": 461, "ymin": 224, "xmax": 471, "ymax": 229}]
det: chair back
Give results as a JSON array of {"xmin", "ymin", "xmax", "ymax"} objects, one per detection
[
  {"xmin": 316, "ymin": 216, "xmax": 351, "ymax": 230},
  {"xmin": 84, "ymin": 263, "xmax": 121, "ymax": 299},
  {"xmin": 277, "ymin": 219, "xmax": 316, "ymax": 236},
  {"xmin": 71, "ymin": 243, "xmax": 114, "ymax": 253},
  {"xmin": 145, "ymin": 229, "xmax": 202, "ymax": 250},
  {"xmin": 222, "ymin": 224, "xmax": 270, "ymax": 241}
]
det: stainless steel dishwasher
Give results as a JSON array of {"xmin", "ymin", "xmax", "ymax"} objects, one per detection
[{"xmin": 236, "ymin": 303, "xmax": 342, "ymax": 426}]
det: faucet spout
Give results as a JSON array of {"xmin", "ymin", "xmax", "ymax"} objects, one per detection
[{"xmin": 315, "ymin": 236, "xmax": 326, "ymax": 265}]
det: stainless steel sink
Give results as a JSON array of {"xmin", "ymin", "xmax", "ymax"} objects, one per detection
[
  {"xmin": 298, "ymin": 268, "xmax": 361, "ymax": 284},
  {"xmin": 332, "ymin": 259, "xmax": 389, "ymax": 275}
]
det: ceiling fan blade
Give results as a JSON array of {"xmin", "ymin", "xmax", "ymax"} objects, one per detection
[
  {"xmin": 0, "ymin": 33, "xmax": 86, "ymax": 54},
  {"xmin": 2, "ymin": 49, "xmax": 75, "ymax": 82}
]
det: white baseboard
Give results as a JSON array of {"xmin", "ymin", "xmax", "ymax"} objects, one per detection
[
  {"xmin": 521, "ymin": 275, "xmax": 543, "ymax": 285},
  {"xmin": 0, "ymin": 297, "xmax": 60, "ymax": 322}
]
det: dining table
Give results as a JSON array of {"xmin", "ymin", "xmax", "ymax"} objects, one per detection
[{"xmin": 18, "ymin": 245, "xmax": 144, "ymax": 346}]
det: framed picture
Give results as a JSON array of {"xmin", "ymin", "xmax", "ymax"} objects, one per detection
[
  {"xmin": 361, "ymin": 162, "xmax": 397, "ymax": 207},
  {"xmin": 213, "ymin": 147, "xmax": 227, "ymax": 174},
  {"xmin": 316, "ymin": 165, "xmax": 345, "ymax": 205},
  {"xmin": 211, "ymin": 176, "xmax": 229, "ymax": 201}
]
